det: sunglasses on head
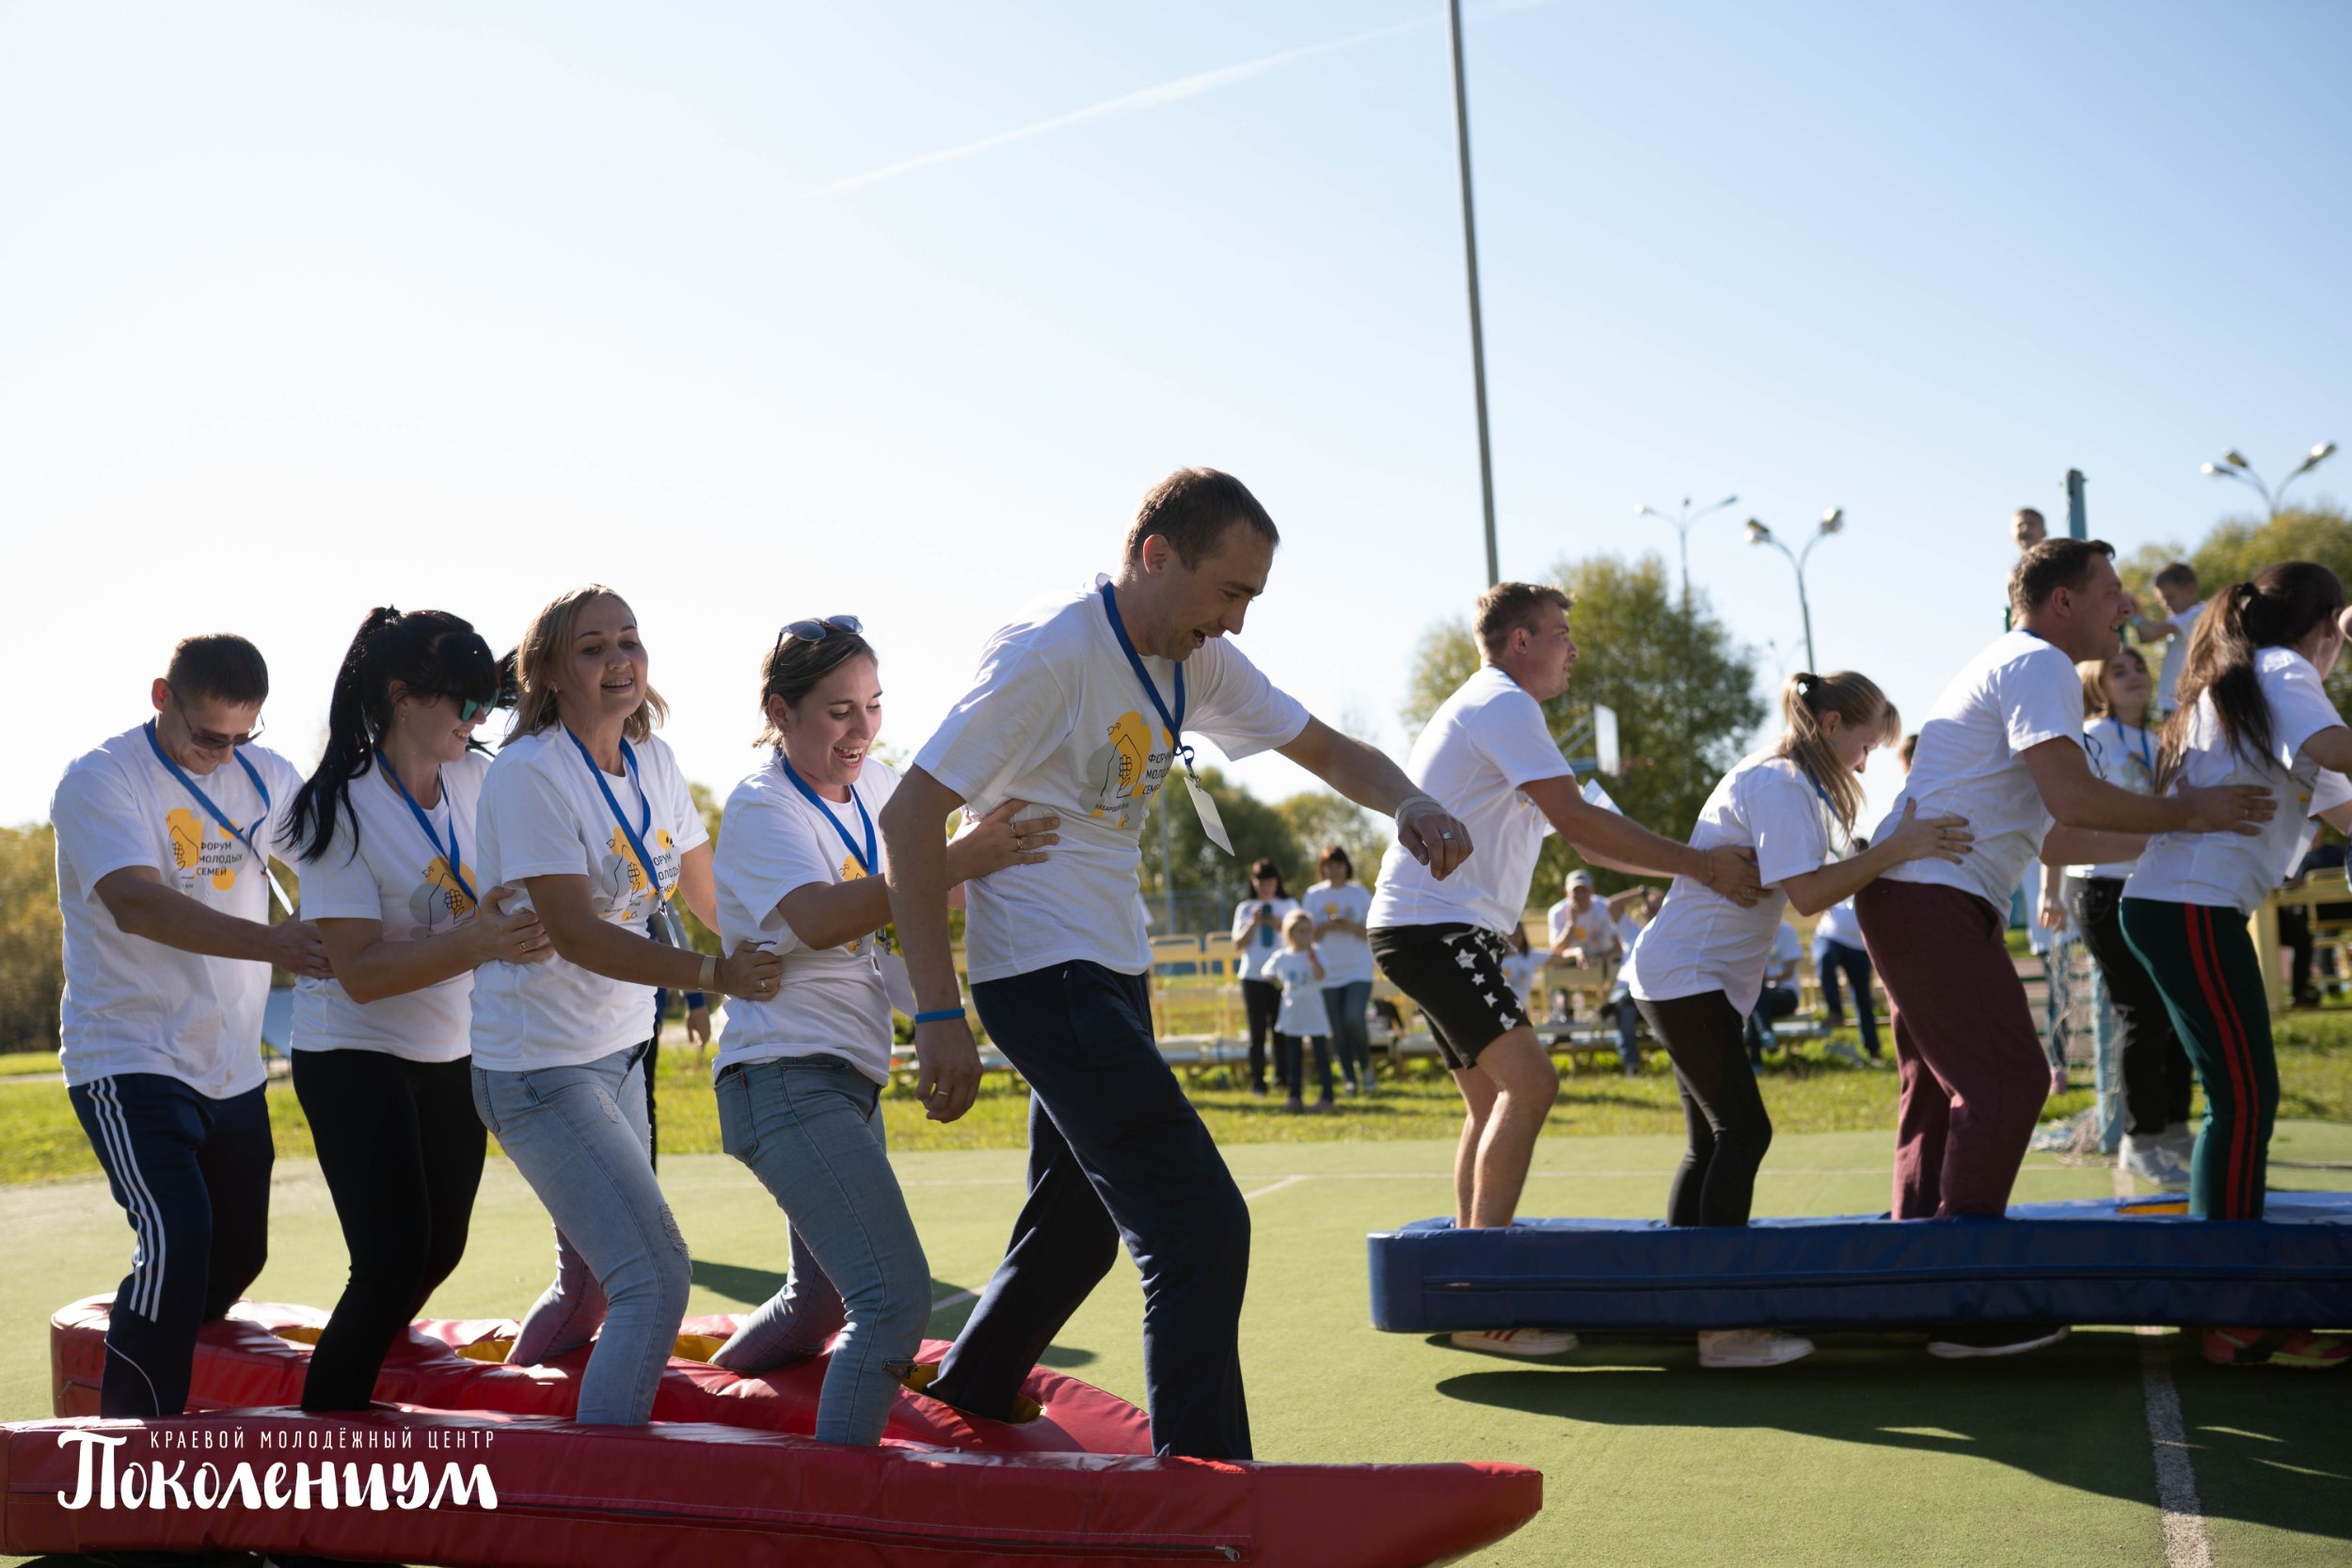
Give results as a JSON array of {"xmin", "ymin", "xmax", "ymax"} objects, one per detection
[{"xmin": 781, "ymin": 614, "xmax": 863, "ymax": 643}]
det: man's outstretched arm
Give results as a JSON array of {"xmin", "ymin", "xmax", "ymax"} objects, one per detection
[{"xmin": 1275, "ymin": 717, "xmax": 1472, "ymax": 879}]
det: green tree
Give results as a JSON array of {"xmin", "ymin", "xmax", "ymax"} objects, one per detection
[
  {"xmin": 0, "ymin": 825, "xmax": 63, "ymax": 1053},
  {"xmin": 1273, "ymin": 791, "xmax": 1387, "ymax": 885},
  {"xmin": 1138, "ymin": 765, "xmax": 1308, "ymax": 928},
  {"xmin": 1402, "ymin": 553, "xmax": 1766, "ymax": 900},
  {"xmin": 2120, "ymin": 501, "xmax": 2352, "ymax": 707}
]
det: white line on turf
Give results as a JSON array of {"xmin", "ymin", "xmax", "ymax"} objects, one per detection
[
  {"xmin": 928, "ymin": 1287, "xmax": 979, "ymax": 1319},
  {"xmin": 2115, "ymin": 1164, "xmax": 2214, "ymax": 1568},
  {"xmin": 1242, "ymin": 1175, "xmax": 1311, "ymax": 1201}
]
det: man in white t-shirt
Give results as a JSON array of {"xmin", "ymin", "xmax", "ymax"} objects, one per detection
[
  {"xmin": 2128, "ymin": 562, "xmax": 2205, "ymax": 715},
  {"xmin": 1367, "ymin": 581, "xmax": 1763, "ymax": 1359},
  {"xmin": 1545, "ymin": 870, "xmax": 1619, "ymax": 965},
  {"xmin": 48, "ymin": 634, "xmax": 331, "ymax": 1417},
  {"xmin": 1855, "ymin": 540, "xmax": 2270, "ymax": 1354},
  {"xmin": 881, "ymin": 467, "xmax": 1470, "ymax": 1459}
]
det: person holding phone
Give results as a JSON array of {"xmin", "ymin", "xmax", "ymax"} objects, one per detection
[{"xmin": 1231, "ymin": 859, "xmax": 1297, "ymax": 1094}]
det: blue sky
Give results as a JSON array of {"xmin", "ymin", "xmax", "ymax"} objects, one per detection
[{"xmin": 5, "ymin": 0, "xmax": 2348, "ymax": 830}]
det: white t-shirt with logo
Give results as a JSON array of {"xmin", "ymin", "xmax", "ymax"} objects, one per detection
[
  {"xmin": 1546, "ymin": 895, "xmax": 1617, "ymax": 958},
  {"xmin": 2155, "ymin": 601, "xmax": 2206, "ymax": 714},
  {"xmin": 712, "ymin": 754, "xmax": 901, "ymax": 1085},
  {"xmin": 2067, "ymin": 718, "xmax": 2160, "ymax": 881},
  {"xmin": 914, "ymin": 578, "xmax": 1311, "ymax": 984},
  {"xmin": 1812, "ymin": 897, "xmax": 1862, "ymax": 949},
  {"xmin": 1877, "ymin": 629, "xmax": 2086, "ymax": 910},
  {"xmin": 292, "ymin": 753, "xmax": 489, "ymax": 1063},
  {"xmin": 1370, "ymin": 666, "xmax": 1574, "ymax": 935},
  {"xmin": 1260, "ymin": 948, "xmax": 1333, "ymax": 1036},
  {"xmin": 469, "ymin": 728, "xmax": 707, "ymax": 1071},
  {"xmin": 1501, "ymin": 950, "xmax": 1549, "ymax": 1005},
  {"xmin": 51, "ymin": 725, "xmax": 305, "ymax": 1097},
  {"xmin": 1232, "ymin": 895, "xmax": 1300, "ymax": 975},
  {"xmin": 1301, "ymin": 879, "xmax": 1375, "ymax": 986},
  {"xmin": 1625, "ymin": 752, "xmax": 1833, "ymax": 1015},
  {"xmin": 2126, "ymin": 647, "xmax": 2352, "ymax": 914}
]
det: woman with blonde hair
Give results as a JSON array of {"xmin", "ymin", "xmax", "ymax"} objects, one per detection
[
  {"xmin": 1625, "ymin": 671, "xmax": 1971, "ymax": 1368},
  {"xmin": 469, "ymin": 585, "xmax": 784, "ymax": 1424}
]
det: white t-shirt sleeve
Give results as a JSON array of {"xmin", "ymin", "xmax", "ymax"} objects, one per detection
[
  {"xmin": 51, "ymin": 761, "xmax": 158, "ymax": 901},
  {"xmin": 2270, "ymin": 661, "xmax": 2348, "ymax": 770},
  {"xmin": 298, "ymin": 827, "xmax": 386, "ymax": 922},
  {"xmin": 720, "ymin": 795, "xmax": 834, "ymax": 958},
  {"xmin": 1189, "ymin": 641, "xmax": 1311, "ymax": 761},
  {"xmin": 1999, "ymin": 649, "xmax": 2088, "ymax": 755},
  {"xmin": 486, "ymin": 759, "xmax": 595, "ymax": 881},
  {"xmin": 1470, "ymin": 688, "xmax": 1576, "ymax": 791},
  {"xmin": 2312, "ymin": 768, "xmax": 2352, "ymax": 819},
  {"xmin": 262, "ymin": 751, "xmax": 308, "ymax": 855},
  {"xmin": 914, "ymin": 645, "xmax": 1076, "ymax": 801},
  {"xmin": 1748, "ymin": 768, "xmax": 1834, "ymax": 888}
]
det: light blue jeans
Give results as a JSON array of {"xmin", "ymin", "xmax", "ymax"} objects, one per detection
[
  {"xmin": 709, "ymin": 1053, "xmax": 930, "ymax": 1446},
  {"xmin": 470, "ymin": 1045, "xmax": 690, "ymax": 1424}
]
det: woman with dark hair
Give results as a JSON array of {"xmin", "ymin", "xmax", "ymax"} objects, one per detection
[
  {"xmin": 707, "ymin": 616, "xmax": 1047, "ymax": 1443},
  {"xmin": 1231, "ymin": 859, "xmax": 1297, "ymax": 1095},
  {"xmin": 1305, "ymin": 844, "xmax": 1376, "ymax": 1094},
  {"xmin": 2090, "ymin": 564, "xmax": 2352, "ymax": 1369},
  {"xmin": 286, "ymin": 608, "xmax": 554, "ymax": 1412},
  {"xmin": 1626, "ymin": 671, "xmax": 1968, "ymax": 1368},
  {"xmin": 469, "ymin": 585, "xmax": 784, "ymax": 1425}
]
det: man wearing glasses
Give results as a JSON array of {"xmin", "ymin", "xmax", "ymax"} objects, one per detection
[
  {"xmin": 882, "ymin": 467, "xmax": 1472, "ymax": 1460},
  {"xmin": 49, "ymin": 633, "xmax": 329, "ymax": 1417}
]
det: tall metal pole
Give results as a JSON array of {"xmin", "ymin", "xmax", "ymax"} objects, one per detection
[
  {"xmin": 2064, "ymin": 468, "xmax": 2087, "ymax": 540},
  {"xmin": 1446, "ymin": 0, "xmax": 1500, "ymax": 587}
]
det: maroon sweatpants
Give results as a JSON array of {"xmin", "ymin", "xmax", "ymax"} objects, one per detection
[{"xmin": 1854, "ymin": 878, "xmax": 2050, "ymax": 1218}]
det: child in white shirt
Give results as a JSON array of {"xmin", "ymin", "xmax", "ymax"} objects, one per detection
[{"xmin": 1261, "ymin": 910, "xmax": 1335, "ymax": 1113}]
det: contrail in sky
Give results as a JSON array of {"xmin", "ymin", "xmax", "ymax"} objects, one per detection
[{"xmin": 809, "ymin": 0, "xmax": 1553, "ymax": 198}]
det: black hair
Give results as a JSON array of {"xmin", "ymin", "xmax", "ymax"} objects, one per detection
[
  {"xmin": 165, "ymin": 634, "xmax": 269, "ymax": 705},
  {"xmin": 1317, "ymin": 843, "xmax": 1354, "ymax": 879},
  {"xmin": 289, "ymin": 608, "xmax": 501, "ymax": 863},
  {"xmin": 1248, "ymin": 857, "xmax": 1289, "ymax": 897}
]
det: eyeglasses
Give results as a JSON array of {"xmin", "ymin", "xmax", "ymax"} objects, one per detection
[
  {"xmin": 164, "ymin": 684, "xmax": 265, "ymax": 752},
  {"xmin": 780, "ymin": 615, "xmax": 863, "ymax": 643}
]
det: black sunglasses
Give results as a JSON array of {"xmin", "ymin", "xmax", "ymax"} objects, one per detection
[{"xmin": 781, "ymin": 614, "xmax": 863, "ymax": 643}]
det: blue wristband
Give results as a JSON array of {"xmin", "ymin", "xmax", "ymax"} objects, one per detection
[{"xmin": 913, "ymin": 1006, "xmax": 967, "ymax": 1025}]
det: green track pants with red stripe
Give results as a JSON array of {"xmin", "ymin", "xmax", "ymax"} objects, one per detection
[{"xmin": 2119, "ymin": 897, "xmax": 2279, "ymax": 1220}]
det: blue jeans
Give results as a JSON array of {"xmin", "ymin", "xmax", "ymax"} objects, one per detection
[
  {"xmin": 1323, "ymin": 979, "xmax": 1375, "ymax": 1084},
  {"xmin": 1813, "ymin": 937, "xmax": 1881, "ymax": 1058},
  {"xmin": 709, "ymin": 1055, "xmax": 930, "ymax": 1446},
  {"xmin": 470, "ymin": 1046, "xmax": 689, "ymax": 1424}
]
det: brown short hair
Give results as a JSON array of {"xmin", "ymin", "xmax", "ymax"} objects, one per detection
[
  {"xmin": 2009, "ymin": 537, "xmax": 2115, "ymax": 621},
  {"xmin": 166, "ymin": 634, "xmax": 269, "ymax": 705},
  {"xmin": 1474, "ymin": 581, "xmax": 1572, "ymax": 658},
  {"xmin": 1121, "ymin": 468, "xmax": 1279, "ymax": 568},
  {"xmin": 2153, "ymin": 561, "xmax": 2198, "ymax": 591}
]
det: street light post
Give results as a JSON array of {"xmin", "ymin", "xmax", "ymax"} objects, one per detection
[
  {"xmin": 1636, "ymin": 494, "xmax": 1740, "ymax": 607},
  {"xmin": 2201, "ymin": 443, "xmax": 2338, "ymax": 517},
  {"xmin": 1445, "ymin": 0, "xmax": 1500, "ymax": 588},
  {"xmin": 1746, "ymin": 508, "xmax": 1845, "ymax": 673}
]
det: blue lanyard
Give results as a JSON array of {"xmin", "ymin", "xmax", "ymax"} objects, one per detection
[
  {"xmin": 143, "ymin": 721, "xmax": 269, "ymax": 866},
  {"xmin": 378, "ymin": 756, "xmax": 477, "ymax": 907},
  {"xmin": 1809, "ymin": 774, "xmax": 1852, "ymax": 857},
  {"xmin": 564, "ymin": 728, "xmax": 667, "ymax": 904},
  {"xmin": 1100, "ymin": 582, "xmax": 1191, "ymax": 777},
  {"xmin": 2110, "ymin": 719, "xmax": 2153, "ymax": 781},
  {"xmin": 778, "ymin": 752, "xmax": 876, "ymax": 877}
]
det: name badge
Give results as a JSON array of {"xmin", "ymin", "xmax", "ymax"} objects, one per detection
[{"xmin": 1184, "ymin": 770, "xmax": 1234, "ymax": 854}]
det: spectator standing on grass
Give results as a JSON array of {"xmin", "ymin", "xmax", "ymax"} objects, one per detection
[
  {"xmin": 707, "ymin": 617, "xmax": 1049, "ymax": 1443},
  {"xmin": 882, "ymin": 467, "xmax": 1472, "ymax": 1460},
  {"xmin": 1305, "ymin": 844, "xmax": 1377, "ymax": 1095},
  {"xmin": 2086, "ymin": 574, "xmax": 2352, "ymax": 1369},
  {"xmin": 285, "ymin": 609, "xmax": 553, "ymax": 1414},
  {"xmin": 2129, "ymin": 562, "xmax": 2206, "ymax": 717},
  {"xmin": 1623, "ymin": 669, "xmax": 1962, "ymax": 1369},
  {"xmin": 2059, "ymin": 645, "xmax": 2194, "ymax": 1189},
  {"xmin": 1810, "ymin": 883, "xmax": 1881, "ymax": 1062},
  {"xmin": 1370, "ymin": 580, "xmax": 1764, "ymax": 1361},
  {"xmin": 468, "ymin": 585, "xmax": 782, "ymax": 1424},
  {"xmin": 1742, "ymin": 921, "xmax": 1805, "ymax": 1065},
  {"xmin": 51, "ymin": 633, "xmax": 326, "ymax": 1418},
  {"xmin": 1601, "ymin": 885, "xmax": 1662, "ymax": 1074},
  {"xmin": 1261, "ymin": 909, "xmax": 1336, "ymax": 1113},
  {"xmin": 1857, "ymin": 539, "xmax": 2271, "ymax": 1359},
  {"xmin": 1232, "ymin": 859, "xmax": 1298, "ymax": 1095}
]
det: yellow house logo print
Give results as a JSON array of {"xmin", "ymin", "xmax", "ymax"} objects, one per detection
[
  {"xmin": 167, "ymin": 807, "xmax": 240, "ymax": 892},
  {"xmin": 1080, "ymin": 710, "xmax": 1168, "ymax": 831}
]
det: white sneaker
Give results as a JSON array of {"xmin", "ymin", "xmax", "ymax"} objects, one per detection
[
  {"xmin": 1698, "ymin": 1328, "xmax": 1815, "ymax": 1369},
  {"xmin": 1449, "ymin": 1327, "xmax": 1581, "ymax": 1357},
  {"xmin": 2121, "ymin": 1134, "xmax": 2191, "ymax": 1191},
  {"xmin": 2159, "ymin": 1123, "xmax": 2199, "ymax": 1162}
]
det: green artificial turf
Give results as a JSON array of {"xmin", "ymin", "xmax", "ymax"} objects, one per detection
[{"xmin": 6, "ymin": 1125, "xmax": 2348, "ymax": 1567}]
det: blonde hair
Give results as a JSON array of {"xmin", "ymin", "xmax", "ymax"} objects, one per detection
[
  {"xmin": 2076, "ymin": 647, "xmax": 2148, "ymax": 722},
  {"xmin": 1281, "ymin": 909, "xmax": 1316, "ymax": 944},
  {"xmin": 1772, "ymin": 671, "xmax": 1897, "ymax": 833},
  {"xmin": 504, "ymin": 584, "xmax": 668, "ymax": 744}
]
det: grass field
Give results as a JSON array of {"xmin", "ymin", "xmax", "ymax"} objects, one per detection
[{"xmin": 3, "ymin": 1125, "xmax": 2349, "ymax": 1568}]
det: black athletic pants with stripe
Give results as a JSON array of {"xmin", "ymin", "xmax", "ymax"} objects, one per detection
[
  {"xmin": 2119, "ymin": 897, "xmax": 2278, "ymax": 1220},
  {"xmin": 68, "ymin": 1074, "xmax": 273, "ymax": 1416}
]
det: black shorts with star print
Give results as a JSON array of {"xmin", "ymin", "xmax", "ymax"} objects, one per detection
[{"xmin": 1368, "ymin": 923, "xmax": 1528, "ymax": 1071}]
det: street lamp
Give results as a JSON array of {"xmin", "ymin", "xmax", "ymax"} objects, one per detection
[
  {"xmin": 1746, "ymin": 508, "xmax": 1844, "ymax": 673},
  {"xmin": 1636, "ymin": 494, "xmax": 1740, "ymax": 606},
  {"xmin": 2201, "ymin": 443, "xmax": 2338, "ymax": 516}
]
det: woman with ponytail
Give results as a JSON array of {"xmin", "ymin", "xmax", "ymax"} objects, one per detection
[
  {"xmin": 1624, "ymin": 671, "xmax": 1970, "ymax": 1369},
  {"xmin": 469, "ymin": 586, "xmax": 783, "ymax": 1425},
  {"xmin": 2065, "ymin": 563, "xmax": 2352, "ymax": 1369},
  {"xmin": 287, "ymin": 608, "xmax": 554, "ymax": 1412}
]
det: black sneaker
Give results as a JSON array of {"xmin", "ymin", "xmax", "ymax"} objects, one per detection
[{"xmin": 1926, "ymin": 1323, "xmax": 2069, "ymax": 1359}]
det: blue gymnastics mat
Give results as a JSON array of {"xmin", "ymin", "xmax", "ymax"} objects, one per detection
[{"xmin": 1368, "ymin": 1194, "xmax": 2352, "ymax": 1332}]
